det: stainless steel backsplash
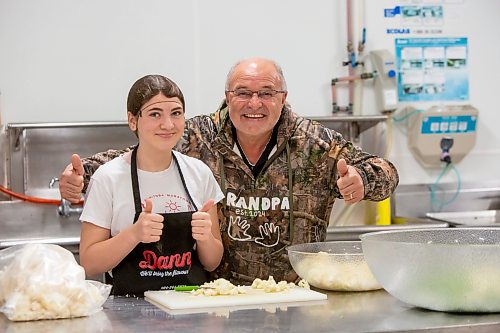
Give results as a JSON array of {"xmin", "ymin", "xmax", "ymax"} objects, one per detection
[{"xmin": 2, "ymin": 122, "xmax": 137, "ymax": 200}]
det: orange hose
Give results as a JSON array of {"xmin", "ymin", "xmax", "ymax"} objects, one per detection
[{"xmin": 0, "ymin": 185, "xmax": 64, "ymax": 205}]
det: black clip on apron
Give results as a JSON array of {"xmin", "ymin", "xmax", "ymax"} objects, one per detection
[{"xmin": 111, "ymin": 146, "xmax": 209, "ymax": 296}]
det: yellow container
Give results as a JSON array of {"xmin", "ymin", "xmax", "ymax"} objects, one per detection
[{"xmin": 375, "ymin": 198, "xmax": 391, "ymax": 225}]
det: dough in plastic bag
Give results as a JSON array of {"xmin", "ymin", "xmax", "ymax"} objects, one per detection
[{"xmin": 0, "ymin": 244, "xmax": 111, "ymax": 321}]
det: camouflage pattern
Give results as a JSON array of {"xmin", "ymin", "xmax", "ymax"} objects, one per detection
[{"xmin": 81, "ymin": 100, "xmax": 399, "ymax": 285}]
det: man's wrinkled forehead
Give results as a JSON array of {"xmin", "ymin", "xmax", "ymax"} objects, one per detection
[{"xmin": 229, "ymin": 62, "xmax": 282, "ymax": 87}]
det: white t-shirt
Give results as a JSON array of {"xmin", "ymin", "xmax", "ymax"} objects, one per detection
[{"xmin": 80, "ymin": 150, "xmax": 225, "ymax": 236}]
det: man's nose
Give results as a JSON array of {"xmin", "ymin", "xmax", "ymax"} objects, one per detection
[{"xmin": 248, "ymin": 93, "xmax": 262, "ymax": 108}]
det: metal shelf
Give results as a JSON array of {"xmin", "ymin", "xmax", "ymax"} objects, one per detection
[{"xmin": 309, "ymin": 115, "xmax": 388, "ymax": 142}]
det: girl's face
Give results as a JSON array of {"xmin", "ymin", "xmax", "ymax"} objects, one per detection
[{"xmin": 128, "ymin": 93, "xmax": 185, "ymax": 152}]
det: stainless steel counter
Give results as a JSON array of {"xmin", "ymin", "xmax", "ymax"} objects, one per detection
[
  {"xmin": 0, "ymin": 202, "xmax": 497, "ymax": 332},
  {"xmin": 2, "ymin": 290, "xmax": 500, "ymax": 333}
]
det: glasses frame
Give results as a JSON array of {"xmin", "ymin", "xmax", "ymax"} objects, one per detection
[{"xmin": 226, "ymin": 89, "xmax": 287, "ymax": 101}]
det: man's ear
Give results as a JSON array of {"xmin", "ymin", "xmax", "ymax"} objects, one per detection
[{"xmin": 281, "ymin": 91, "xmax": 288, "ymax": 104}]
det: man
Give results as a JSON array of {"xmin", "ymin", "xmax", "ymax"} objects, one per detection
[{"xmin": 60, "ymin": 57, "xmax": 399, "ymax": 285}]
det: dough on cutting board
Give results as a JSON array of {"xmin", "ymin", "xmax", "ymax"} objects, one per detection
[{"xmin": 192, "ymin": 276, "xmax": 309, "ymax": 296}]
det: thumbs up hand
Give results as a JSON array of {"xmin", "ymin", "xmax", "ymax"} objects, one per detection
[
  {"xmin": 336, "ymin": 158, "xmax": 364, "ymax": 204},
  {"xmin": 59, "ymin": 154, "xmax": 85, "ymax": 203},
  {"xmin": 191, "ymin": 199, "xmax": 216, "ymax": 242},
  {"xmin": 133, "ymin": 199, "xmax": 164, "ymax": 243}
]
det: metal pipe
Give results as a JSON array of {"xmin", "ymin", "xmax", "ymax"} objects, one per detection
[
  {"xmin": 331, "ymin": 72, "xmax": 376, "ymax": 113},
  {"xmin": 346, "ymin": 0, "xmax": 355, "ymax": 106}
]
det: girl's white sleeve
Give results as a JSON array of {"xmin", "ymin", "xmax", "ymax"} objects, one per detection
[{"xmin": 79, "ymin": 175, "xmax": 113, "ymax": 229}]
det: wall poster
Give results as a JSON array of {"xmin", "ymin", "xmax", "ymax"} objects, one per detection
[{"xmin": 395, "ymin": 37, "xmax": 468, "ymax": 102}]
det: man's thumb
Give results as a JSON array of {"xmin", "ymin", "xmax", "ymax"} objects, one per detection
[
  {"xmin": 199, "ymin": 199, "xmax": 215, "ymax": 213},
  {"xmin": 71, "ymin": 154, "xmax": 84, "ymax": 176},
  {"xmin": 144, "ymin": 198, "xmax": 153, "ymax": 213},
  {"xmin": 337, "ymin": 158, "xmax": 348, "ymax": 177}
]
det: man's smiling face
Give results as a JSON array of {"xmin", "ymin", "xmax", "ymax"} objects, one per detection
[{"xmin": 225, "ymin": 59, "xmax": 287, "ymax": 142}]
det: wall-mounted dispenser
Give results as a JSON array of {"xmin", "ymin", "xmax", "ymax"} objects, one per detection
[
  {"xmin": 408, "ymin": 105, "xmax": 478, "ymax": 168},
  {"xmin": 370, "ymin": 49, "xmax": 398, "ymax": 113}
]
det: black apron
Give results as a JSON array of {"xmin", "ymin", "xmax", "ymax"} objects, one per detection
[{"xmin": 111, "ymin": 146, "xmax": 209, "ymax": 296}]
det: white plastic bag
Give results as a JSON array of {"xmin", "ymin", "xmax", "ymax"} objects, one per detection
[{"xmin": 0, "ymin": 244, "xmax": 111, "ymax": 321}]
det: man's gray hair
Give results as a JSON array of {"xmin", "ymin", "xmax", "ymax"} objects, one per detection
[{"xmin": 225, "ymin": 58, "xmax": 288, "ymax": 91}]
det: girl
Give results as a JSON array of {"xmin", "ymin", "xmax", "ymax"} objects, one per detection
[{"xmin": 79, "ymin": 75, "xmax": 224, "ymax": 295}]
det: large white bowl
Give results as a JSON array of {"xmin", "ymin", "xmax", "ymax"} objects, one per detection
[
  {"xmin": 287, "ymin": 241, "xmax": 382, "ymax": 291},
  {"xmin": 360, "ymin": 228, "xmax": 500, "ymax": 312}
]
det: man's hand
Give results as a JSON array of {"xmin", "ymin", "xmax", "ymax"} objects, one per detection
[
  {"xmin": 60, "ymin": 154, "xmax": 85, "ymax": 203},
  {"xmin": 191, "ymin": 199, "xmax": 216, "ymax": 242},
  {"xmin": 336, "ymin": 158, "xmax": 364, "ymax": 204},
  {"xmin": 133, "ymin": 199, "xmax": 164, "ymax": 243}
]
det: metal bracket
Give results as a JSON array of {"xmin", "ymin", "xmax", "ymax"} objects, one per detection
[{"xmin": 10, "ymin": 127, "xmax": 23, "ymax": 152}]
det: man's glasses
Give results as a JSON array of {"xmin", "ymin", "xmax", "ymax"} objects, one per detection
[{"xmin": 226, "ymin": 89, "xmax": 286, "ymax": 101}]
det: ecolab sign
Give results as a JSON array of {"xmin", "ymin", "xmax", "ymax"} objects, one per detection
[{"xmin": 387, "ymin": 28, "xmax": 411, "ymax": 34}]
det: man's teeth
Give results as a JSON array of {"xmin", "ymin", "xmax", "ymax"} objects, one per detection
[{"xmin": 244, "ymin": 114, "xmax": 264, "ymax": 118}]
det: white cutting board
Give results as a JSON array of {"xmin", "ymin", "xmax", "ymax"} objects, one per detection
[{"xmin": 145, "ymin": 287, "xmax": 327, "ymax": 311}]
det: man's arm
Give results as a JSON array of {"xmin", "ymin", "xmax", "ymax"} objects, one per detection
[
  {"xmin": 59, "ymin": 147, "xmax": 132, "ymax": 202},
  {"xmin": 80, "ymin": 147, "xmax": 133, "ymax": 192}
]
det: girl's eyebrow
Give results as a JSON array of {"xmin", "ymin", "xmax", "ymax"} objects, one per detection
[
  {"xmin": 143, "ymin": 106, "xmax": 184, "ymax": 114},
  {"xmin": 140, "ymin": 99, "xmax": 181, "ymax": 111},
  {"xmin": 144, "ymin": 107, "xmax": 163, "ymax": 112}
]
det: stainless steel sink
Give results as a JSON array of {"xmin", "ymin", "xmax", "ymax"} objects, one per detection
[
  {"xmin": 326, "ymin": 216, "xmax": 449, "ymax": 241},
  {"xmin": 426, "ymin": 210, "xmax": 500, "ymax": 226},
  {"xmin": 0, "ymin": 200, "xmax": 80, "ymax": 249}
]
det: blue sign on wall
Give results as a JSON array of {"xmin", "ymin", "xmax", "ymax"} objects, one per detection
[
  {"xmin": 384, "ymin": 6, "xmax": 401, "ymax": 17},
  {"xmin": 421, "ymin": 115, "xmax": 477, "ymax": 134},
  {"xmin": 396, "ymin": 37, "xmax": 469, "ymax": 102}
]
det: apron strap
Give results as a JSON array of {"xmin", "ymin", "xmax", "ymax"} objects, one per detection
[
  {"xmin": 219, "ymin": 153, "xmax": 227, "ymax": 208},
  {"xmin": 172, "ymin": 153, "xmax": 198, "ymax": 211},
  {"xmin": 286, "ymin": 142, "xmax": 294, "ymax": 242},
  {"xmin": 131, "ymin": 145, "xmax": 142, "ymax": 214}
]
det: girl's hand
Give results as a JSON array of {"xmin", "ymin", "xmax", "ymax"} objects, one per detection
[
  {"xmin": 133, "ymin": 199, "xmax": 164, "ymax": 243},
  {"xmin": 191, "ymin": 199, "xmax": 216, "ymax": 242}
]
